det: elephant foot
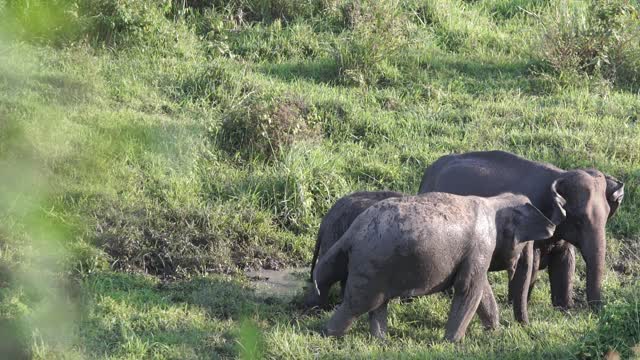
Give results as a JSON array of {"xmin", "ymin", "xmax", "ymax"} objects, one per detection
[
  {"xmin": 320, "ymin": 326, "xmax": 345, "ymax": 338},
  {"xmin": 587, "ymin": 299, "xmax": 602, "ymax": 312},
  {"xmin": 551, "ymin": 297, "xmax": 574, "ymax": 311}
]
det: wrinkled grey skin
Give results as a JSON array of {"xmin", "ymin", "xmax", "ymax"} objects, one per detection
[
  {"xmin": 418, "ymin": 150, "xmax": 624, "ymax": 316},
  {"xmin": 307, "ymin": 191, "xmax": 405, "ymax": 307},
  {"xmin": 313, "ymin": 192, "xmax": 557, "ymax": 342}
]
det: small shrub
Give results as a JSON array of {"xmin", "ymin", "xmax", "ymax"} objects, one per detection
[
  {"xmin": 541, "ymin": 0, "xmax": 640, "ymax": 89},
  {"xmin": 216, "ymin": 94, "xmax": 321, "ymax": 161},
  {"xmin": 333, "ymin": 0, "xmax": 409, "ymax": 86}
]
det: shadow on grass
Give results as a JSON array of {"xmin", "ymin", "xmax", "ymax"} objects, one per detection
[
  {"xmin": 80, "ymin": 272, "xmax": 309, "ymax": 358},
  {"xmin": 259, "ymin": 58, "xmax": 340, "ymax": 86},
  {"xmin": 419, "ymin": 55, "xmax": 548, "ymax": 96},
  {"xmin": 79, "ymin": 271, "xmax": 611, "ymax": 359},
  {"xmin": 80, "ymin": 273, "xmax": 243, "ymax": 358},
  {"xmin": 260, "ymin": 54, "xmax": 552, "ymax": 98},
  {"xmin": 2, "ymin": 69, "xmax": 96, "ymax": 106}
]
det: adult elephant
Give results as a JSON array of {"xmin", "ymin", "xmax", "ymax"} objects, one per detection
[{"xmin": 418, "ymin": 150, "xmax": 624, "ymax": 318}]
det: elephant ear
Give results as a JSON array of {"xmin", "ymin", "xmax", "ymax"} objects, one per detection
[
  {"xmin": 512, "ymin": 203, "xmax": 557, "ymax": 243},
  {"xmin": 550, "ymin": 179, "xmax": 568, "ymax": 225},
  {"xmin": 605, "ymin": 175, "xmax": 624, "ymax": 218}
]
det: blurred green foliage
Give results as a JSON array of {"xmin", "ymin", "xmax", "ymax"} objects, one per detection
[{"xmin": 0, "ymin": 0, "xmax": 639, "ymax": 358}]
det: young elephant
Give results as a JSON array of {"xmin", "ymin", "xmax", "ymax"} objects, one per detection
[
  {"xmin": 306, "ymin": 191, "xmax": 405, "ymax": 308},
  {"xmin": 313, "ymin": 192, "xmax": 559, "ymax": 342}
]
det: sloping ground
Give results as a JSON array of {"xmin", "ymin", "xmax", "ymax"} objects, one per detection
[{"xmin": 0, "ymin": 0, "xmax": 639, "ymax": 358}]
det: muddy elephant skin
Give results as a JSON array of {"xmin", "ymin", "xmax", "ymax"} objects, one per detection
[{"xmin": 306, "ymin": 191, "xmax": 405, "ymax": 308}]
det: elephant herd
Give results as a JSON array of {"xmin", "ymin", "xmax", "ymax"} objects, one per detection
[{"xmin": 302, "ymin": 150, "xmax": 625, "ymax": 342}]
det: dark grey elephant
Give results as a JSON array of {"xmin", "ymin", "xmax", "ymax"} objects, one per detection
[
  {"xmin": 418, "ymin": 150, "xmax": 624, "ymax": 317},
  {"xmin": 306, "ymin": 191, "xmax": 405, "ymax": 308},
  {"xmin": 313, "ymin": 192, "xmax": 559, "ymax": 341}
]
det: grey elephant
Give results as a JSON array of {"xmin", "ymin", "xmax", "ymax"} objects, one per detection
[
  {"xmin": 313, "ymin": 192, "xmax": 560, "ymax": 342},
  {"xmin": 418, "ymin": 150, "xmax": 624, "ymax": 318},
  {"xmin": 306, "ymin": 191, "xmax": 405, "ymax": 308}
]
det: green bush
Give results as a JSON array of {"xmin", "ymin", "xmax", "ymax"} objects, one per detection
[
  {"xmin": 216, "ymin": 94, "xmax": 321, "ymax": 161},
  {"xmin": 541, "ymin": 0, "xmax": 640, "ymax": 89},
  {"xmin": 333, "ymin": 0, "xmax": 409, "ymax": 86}
]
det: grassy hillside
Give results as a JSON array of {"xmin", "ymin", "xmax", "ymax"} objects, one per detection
[{"xmin": 1, "ymin": 0, "xmax": 639, "ymax": 358}]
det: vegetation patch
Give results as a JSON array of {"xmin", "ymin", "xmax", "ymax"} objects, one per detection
[
  {"xmin": 95, "ymin": 200, "xmax": 302, "ymax": 276},
  {"xmin": 333, "ymin": 0, "xmax": 411, "ymax": 86},
  {"xmin": 540, "ymin": 0, "xmax": 640, "ymax": 90},
  {"xmin": 216, "ymin": 93, "xmax": 321, "ymax": 161}
]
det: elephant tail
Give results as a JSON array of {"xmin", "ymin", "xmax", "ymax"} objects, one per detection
[
  {"xmin": 312, "ymin": 235, "xmax": 349, "ymax": 296},
  {"xmin": 309, "ymin": 232, "xmax": 322, "ymax": 282}
]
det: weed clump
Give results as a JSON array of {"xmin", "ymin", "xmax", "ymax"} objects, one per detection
[
  {"xmin": 177, "ymin": 60, "xmax": 245, "ymax": 106},
  {"xmin": 541, "ymin": 0, "xmax": 640, "ymax": 89},
  {"xmin": 333, "ymin": 0, "xmax": 409, "ymax": 86},
  {"xmin": 217, "ymin": 94, "xmax": 321, "ymax": 161}
]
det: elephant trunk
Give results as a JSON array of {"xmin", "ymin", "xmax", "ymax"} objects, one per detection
[{"xmin": 580, "ymin": 230, "xmax": 606, "ymax": 310}]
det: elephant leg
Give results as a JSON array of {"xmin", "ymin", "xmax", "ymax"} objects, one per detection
[
  {"xmin": 339, "ymin": 278, "xmax": 347, "ymax": 300},
  {"xmin": 445, "ymin": 272, "xmax": 486, "ymax": 342},
  {"xmin": 368, "ymin": 301, "xmax": 389, "ymax": 339},
  {"xmin": 548, "ymin": 245, "xmax": 575, "ymax": 309},
  {"xmin": 508, "ymin": 242, "xmax": 533, "ymax": 324},
  {"xmin": 324, "ymin": 303, "xmax": 358, "ymax": 337},
  {"xmin": 476, "ymin": 278, "xmax": 499, "ymax": 331},
  {"xmin": 324, "ymin": 275, "xmax": 383, "ymax": 337},
  {"xmin": 527, "ymin": 249, "xmax": 541, "ymax": 303}
]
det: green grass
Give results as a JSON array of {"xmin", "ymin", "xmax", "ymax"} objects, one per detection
[{"xmin": 0, "ymin": 0, "xmax": 639, "ymax": 358}]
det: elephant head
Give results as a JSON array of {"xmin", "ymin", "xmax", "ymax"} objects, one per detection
[
  {"xmin": 495, "ymin": 199, "xmax": 561, "ymax": 280},
  {"xmin": 550, "ymin": 169, "xmax": 624, "ymax": 307}
]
